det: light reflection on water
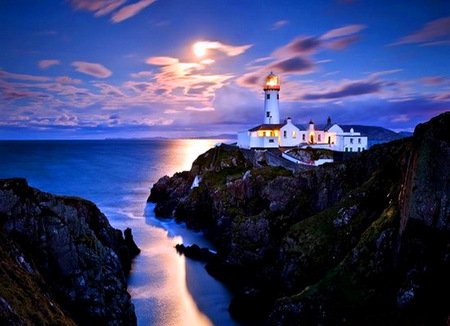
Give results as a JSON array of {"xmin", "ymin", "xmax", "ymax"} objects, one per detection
[{"xmin": 0, "ymin": 139, "xmax": 240, "ymax": 326}]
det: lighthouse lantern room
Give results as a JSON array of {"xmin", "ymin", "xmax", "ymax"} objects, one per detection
[{"xmin": 263, "ymin": 72, "xmax": 280, "ymax": 124}]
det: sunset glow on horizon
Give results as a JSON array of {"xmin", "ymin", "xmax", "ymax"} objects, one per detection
[{"xmin": 0, "ymin": 1, "xmax": 449, "ymax": 139}]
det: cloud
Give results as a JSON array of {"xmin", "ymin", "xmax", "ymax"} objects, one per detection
[
  {"xmin": 321, "ymin": 24, "xmax": 366, "ymax": 40},
  {"xmin": 130, "ymin": 70, "xmax": 153, "ymax": 78},
  {"xmin": 420, "ymin": 76, "xmax": 449, "ymax": 86},
  {"xmin": 111, "ymin": 0, "xmax": 157, "ymax": 23},
  {"xmin": 268, "ymin": 56, "xmax": 314, "ymax": 74},
  {"xmin": 271, "ymin": 20, "xmax": 289, "ymax": 30},
  {"xmin": 193, "ymin": 41, "xmax": 253, "ymax": 57},
  {"xmin": 302, "ymin": 80, "xmax": 382, "ymax": 100},
  {"xmin": 70, "ymin": 0, "xmax": 158, "ymax": 23},
  {"xmin": 184, "ymin": 106, "xmax": 215, "ymax": 112},
  {"xmin": 392, "ymin": 16, "xmax": 450, "ymax": 46},
  {"xmin": 146, "ymin": 56, "xmax": 179, "ymax": 65},
  {"xmin": 0, "ymin": 70, "xmax": 51, "ymax": 82},
  {"xmin": 95, "ymin": 0, "xmax": 126, "ymax": 16},
  {"xmin": 71, "ymin": 61, "xmax": 112, "ymax": 78},
  {"xmin": 38, "ymin": 59, "xmax": 61, "ymax": 69},
  {"xmin": 326, "ymin": 35, "xmax": 362, "ymax": 50},
  {"xmin": 56, "ymin": 76, "xmax": 82, "ymax": 84}
]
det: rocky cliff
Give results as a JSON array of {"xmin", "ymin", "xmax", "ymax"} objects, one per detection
[
  {"xmin": 149, "ymin": 112, "xmax": 450, "ymax": 325},
  {"xmin": 0, "ymin": 179, "xmax": 140, "ymax": 326}
]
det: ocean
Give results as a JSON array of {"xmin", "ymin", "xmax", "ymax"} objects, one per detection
[{"xmin": 0, "ymin": 139, "xmax": 241, "ymax": 326}]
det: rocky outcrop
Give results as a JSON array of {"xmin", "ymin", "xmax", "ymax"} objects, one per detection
[
  {"xmin": 0, "ymin": 179, "xmax": 140, "ymax": 326},
  {"xmin": 149, "ymin": 112, "xmax": 450, "ymax": 325}
]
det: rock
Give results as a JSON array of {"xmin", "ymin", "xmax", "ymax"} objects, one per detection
[
  {"xmin": 150, "ymin": 112, "xmax": 450, "ymax": 326},
  {"xmin": 174, "ymin": 243, "xmax": 216, "ymax": 262},
  {"xmin": 0, "ymin": 179, "xmax": 139, "ymax": 326}
]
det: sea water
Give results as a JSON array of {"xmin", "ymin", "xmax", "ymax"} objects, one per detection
[{"xmin": 0, "ymin": 139, "xmax": 241, "ymax": 326}]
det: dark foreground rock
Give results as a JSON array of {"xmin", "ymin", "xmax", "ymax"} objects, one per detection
[
  {"xmin": 175, "ymin": 243, "xmax": 216, "ymax": 262},
  {"xmin": 0, "ymin": 179, "xmax": 140, "ymax": 326},
  {"xmin": 149, "ymin": 112, "xmax": 450, "ymax": 326}
]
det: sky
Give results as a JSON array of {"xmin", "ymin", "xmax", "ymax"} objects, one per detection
[{"xmin": 0, "ymin": 0, "xmax": 449, "ymax": 139}]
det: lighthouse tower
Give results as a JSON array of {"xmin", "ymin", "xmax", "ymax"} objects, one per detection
[{"xmin": 263, "ymin": 72, "xmax": 280, "ymax": 124}]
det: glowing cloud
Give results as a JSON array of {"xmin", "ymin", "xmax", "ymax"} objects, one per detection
[
  {"xmin": 71, "ymin": 61, "xmax": 112, "ymax": 78},
  {"xmin": 193, "ymin": 41, "xmax": 252, "ymax": 57},
  {"xmin": 146, "ymin": 56, "xmax": 179, "ymax": 66}
]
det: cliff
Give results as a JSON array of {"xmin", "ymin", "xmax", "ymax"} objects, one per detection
[
  {"xmin": 149, "ymin": 112, "xmax": 450, "ymax": 325},
  {"xmin": 0, "ymin": 179, "xmax": 140, "ymax": 326}
]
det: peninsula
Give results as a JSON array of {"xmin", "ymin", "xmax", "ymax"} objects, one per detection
[{"xmin": 149, "ymin": 111, "xmax": 450, "ymax": 325}]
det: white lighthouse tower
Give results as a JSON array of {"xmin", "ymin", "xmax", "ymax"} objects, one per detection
[{"xmin": 263, "ymin": 72, "xmax": 280, "ymax": 124}]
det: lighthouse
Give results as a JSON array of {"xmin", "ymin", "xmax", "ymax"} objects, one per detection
[{"xmin": 263, "ymin": 72, "xmax": 280, "ymax": 124}]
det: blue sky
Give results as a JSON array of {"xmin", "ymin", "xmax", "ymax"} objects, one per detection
[{"xmin": 1, "ymin": 0, "xmax": 449, "ymax": 139}]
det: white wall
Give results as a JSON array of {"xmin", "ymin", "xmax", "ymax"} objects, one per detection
[
  {"xmin": 280, "ymin": 122, "xmax": 300, "ymax": 147},
  {"xmin": 263, "ymin": 89, "xmax": 280, "ymax": 124}
]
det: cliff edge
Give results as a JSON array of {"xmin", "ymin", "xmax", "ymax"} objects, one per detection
[
  {"xmin": 0, "ymin": 179, "xmax": 140, "ymax": 326},
  {"xmin": 149, "ymin": 112, "xmax": 450, "ymax": 325}
]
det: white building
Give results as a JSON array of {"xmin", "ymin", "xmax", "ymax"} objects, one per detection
[{"xmin": 237, "ymin": 72, "xmax": 368, "ymax": 152}]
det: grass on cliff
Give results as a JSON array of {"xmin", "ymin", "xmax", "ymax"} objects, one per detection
[
  {"xmin": 0, "ymin": 234, "xmax": 77, "ymax": 326},
  {"xmin": 282, "ymin": 203, "xmax": 400, "ymax": 323}
]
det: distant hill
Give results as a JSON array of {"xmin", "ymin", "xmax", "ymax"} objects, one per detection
[
  {"xmin": 339, "ymin": 125, "xmax": 407, "ymax": 141},
  {"xmin": 197, "ymin": 134, "xmax": 236, "ymax": 139}
]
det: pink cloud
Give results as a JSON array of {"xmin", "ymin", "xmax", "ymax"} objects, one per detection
[
  {"xmin": 146, "ymin": 56, "xmax": 179, "ymax": 65},
  {"xmin": 111, "ymin": 0, "xmax": 157, "ymax": 23},
  {"xmin": 38, "ymin": 59, "xmax": 61, "ymax": 69},
  {"xmin": 321, "ymin": 24, "xmax": 366, "ymax": 40},
  {"xmin": 0, "ymin": 70, "xmax": 50, "ymax": 82},
  {"xmin": 70, "ymin": 0, "xmax": 157, "ymax": 23},
  {"xmin": 392, "ymin": 16, "xmax": 450, "ymax": 46},
  {"xmin": 95, "ymin": 0, "xmax": 126, "ymax": 16},
  {"xmin": 71, "ymin": 61, "xmax": 112, "ymax": 78}
]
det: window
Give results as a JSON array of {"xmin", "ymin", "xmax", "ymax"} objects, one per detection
[
  {"xmin": 358, "ymin": 138, "xmax": 361, "ymax": 144},
  {"xmin": 350, "ymin": 148, "xmax": 353, "ymax": 152},
  {"xmin": 328, "ymin": 136, "xmax": 331, "ymax": 144},
  {"xmin": 277, "ymin": 94, "xmax": 279, "ymax": 100},
  {"xmin": 345, "ymin": 147, "xmax": 348, "ymax": 152},
  {"xmin": 269, "ymin": 139, "xmax": 274, "ymax": 143},
  {"xmin": 266, "ymin": 94, "xmax": 270, "ymax": 100},
  {"xmin": 302, "ymin": 134, "xmax": 306, "ymax": 141},
  {"xmin": 292, "ymin": 131, "xmax": 297, "ymax": 138},
  {"xmin": 266, "ymin": 111, "xmax": 270, "ymax": 118},
  {"xmin": 310, "ymin": 134, "xmax": 314, "ymax": 143},
  {"xmin": 270, "ymin": 131, "xmax": 273, "ymax": 137},
  {"xmin": 358, "ymin": 147, "xmax": 361, "ymax": 152},
  {"xmin": 350, "ymin": 138, "xmax": 353, "ymax": 144},
  {"xmin": 318, "ymin": 134, "xmax": 321, "ymax": 142},
  {"xmin": 283, "ymin": 130, "xmax": 287, "ymax": 138}
]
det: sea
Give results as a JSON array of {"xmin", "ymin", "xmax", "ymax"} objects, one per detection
[{"xmin": 0, "ymin": 139, "xmax": 242, "ymax": 326}]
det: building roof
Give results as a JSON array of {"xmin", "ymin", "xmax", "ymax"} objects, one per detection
[{"xmin": 249, "ymin": 123, "xmax": 285, "ymax": 131}]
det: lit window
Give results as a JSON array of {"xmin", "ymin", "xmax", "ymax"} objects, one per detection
[
  {"xmin": 270, "ymin": 131, "xmax": 273, "ymax": 137},
  {"xmin": 292, "ymin": 131, "xmax": 297, "ymax": 138},
  {"xmin": 283, "ymin": 130, "xmax": 287, "ymax": 138},
  {"xmin": 267, "ymin": 94, "xmax": 270, "ymax": 100}
]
